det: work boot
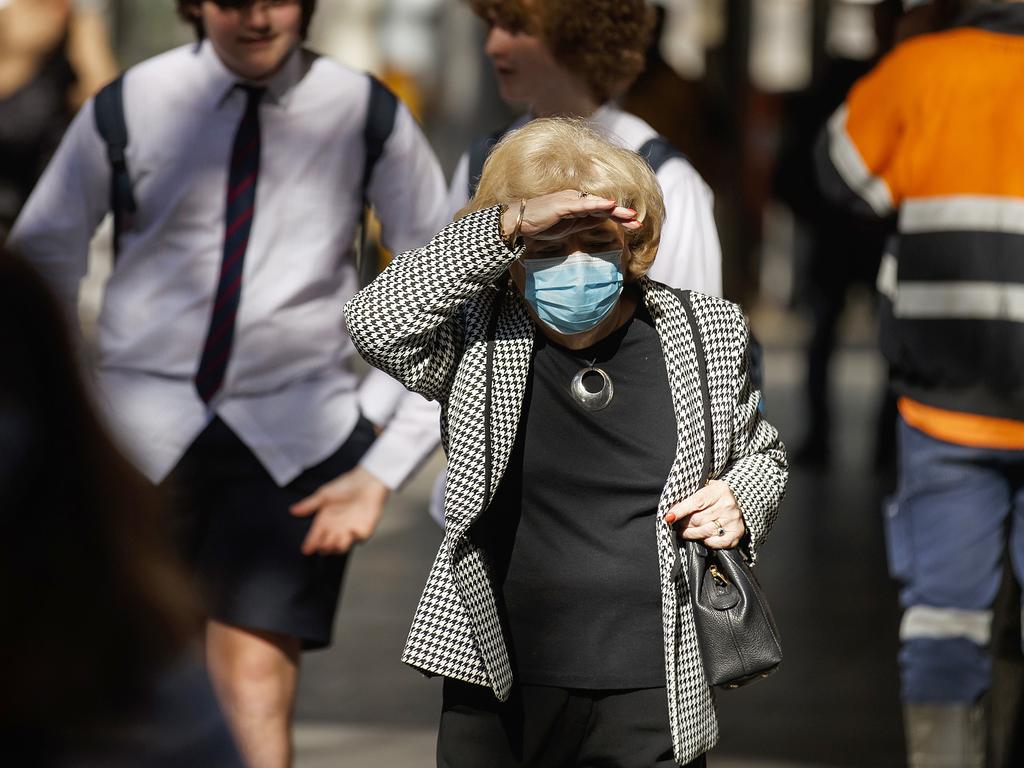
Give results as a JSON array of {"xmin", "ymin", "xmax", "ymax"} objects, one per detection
[{"xmin": 903, "ymin": 703, "xmax": 986, "ymax": 768}]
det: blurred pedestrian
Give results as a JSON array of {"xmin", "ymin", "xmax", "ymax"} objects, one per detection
[
  {"xmin": 0, "ymin": 0, "xmax": 117, "ymax": 239},
  {"xmin": 346, "ymin": 118, "xmax": 787, "ymax": 768},
  {"xmin": 453, "ymin": 0, "xmax": 722, "ymax": 294},
  {"xmin": 0, "ymin": 252, "xmax": 243, "ymax": 767},
  {"xmin": 8, "ymin": 1, "xmax": 448, "ymax": 766},
  {"xmin": 815, "ymin": 3, "xmax": 1024, "ymax": 765},
  {"xmin": 774, "ymin": 0, "xmax": 897, "ymax": 465}
]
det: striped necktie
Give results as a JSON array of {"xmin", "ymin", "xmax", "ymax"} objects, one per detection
[{"xmin": 195, "ymin": 85, "xmax": 264, "ymax": 404}]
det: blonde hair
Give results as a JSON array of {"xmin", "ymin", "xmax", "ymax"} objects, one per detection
[{"xmin": 461, "ymin": 118, "xmax": 665, "ymax": 279}]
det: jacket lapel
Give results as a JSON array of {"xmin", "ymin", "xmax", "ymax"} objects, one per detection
[
  {"xmin": 444, "ymin": 287, "xmax": 534, "ymax": 542},
  {"xmin": 442, "ymin": 286, "xmax": 533, "ymax": 700},
  {"xmin": 643, "ymin": 278, "xmax": 708, "ymax": 504},
  {"xmin": 642, "ymin": 279, "xmax": 719, "ymax": 755}
]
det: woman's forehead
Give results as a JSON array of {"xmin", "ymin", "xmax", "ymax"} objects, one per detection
[{"xmin": 522, "ymin": 221, "xmax": 624, "ymax": 253}]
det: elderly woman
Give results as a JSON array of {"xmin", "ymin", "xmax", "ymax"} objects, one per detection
[{"xmin": 345, "ymin": 119, "xmax": 787, "ymax": 768}]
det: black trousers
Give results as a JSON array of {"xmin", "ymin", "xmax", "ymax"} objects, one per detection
[
  {"xmin": 437, "ymin": 679, "xmax": 707, "ymax": 768},
  {"xmin": 163, "ymin": 416, "xmax": 376, "ymax": 649}
]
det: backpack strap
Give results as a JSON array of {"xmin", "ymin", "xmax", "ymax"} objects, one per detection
[
  {"xmin": 637, "ymin": 135, "xmax": 688, "ymax": 173},
  {"xmin": 358, "ymin": 75, "xmax": 399, "ymax": 286},
  {"xmin": 93, "ymin": 75, "xmax": 135, "ymax": 261},
  {"xmin": 467, "ymin": 126, "xmax": 510, "ymax": 199},
  {"xmin": 361, "ymin": 75, "xmax": 399, "ymax": 206}
]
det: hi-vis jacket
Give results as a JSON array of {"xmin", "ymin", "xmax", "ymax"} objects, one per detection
[
  {"xmin": 344, "ymin": 206, "xmax": 787, "ymax": 765},
  {"xmin": 815, "ymin": 3, "xmax": 1024, "ymax": 422}
]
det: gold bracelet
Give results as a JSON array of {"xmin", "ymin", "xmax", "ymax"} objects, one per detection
[{"xmin": 506, "ymin": 198, "xmax": 526, "ymax": 249}]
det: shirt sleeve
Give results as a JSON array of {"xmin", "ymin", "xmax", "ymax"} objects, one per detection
[
  {"xmin": 8, "ymin": 99, "xmax": 111, "ymax": 315},
  {"xmin": 357, "ymin": 367, "xmax": 410, "ymax": 428},
  {"xmin": 445, "ymin": 151, "xmax": 471, "ymax": 221},
  {"xmin": 367, "ymin": 102, "xmax": 450, "ymax": 254},
  {"xmin": 358, "ymin": 389, "xmax": 441, "ymax": 490},
  {"xmin": 814, "ymin": 46, "xmax": 909, "ymax": 218},
  {"xmin": 356, "ymin": 100, "xmax": 449, "ymax": 489},
  {"xmin": 715, "ymin": 304, "xmax": 787, "ymax": 561},
  {"xmin": 644, "ymin": 158, "xmax": 723, "ymax": 296}
]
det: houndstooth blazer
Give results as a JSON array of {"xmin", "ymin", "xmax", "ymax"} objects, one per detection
[{"xmin": 345, "ymin": 206, "xmax": 787, "ymax": 765}]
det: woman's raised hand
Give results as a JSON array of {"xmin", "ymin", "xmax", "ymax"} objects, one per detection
[{"xmin": 501, "ymin": 190, "xmax": 641, "ymax": 243}]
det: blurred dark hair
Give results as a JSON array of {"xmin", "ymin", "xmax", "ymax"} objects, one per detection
[
  {"xmin": 467, "ymin": 0, "xmax": 655, "ymax": 103},
  {"xmin": 0, "ymin": 252, "xmax": 197, "ymax": 735},
  {"xmin": 176, "ymin": 0, "xmax": 318, "ymax": 40}
]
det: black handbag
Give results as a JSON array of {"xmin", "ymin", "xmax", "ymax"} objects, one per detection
[{"xmin": 675, "ymin": 290, "xmax": 782, "ymax": 689}]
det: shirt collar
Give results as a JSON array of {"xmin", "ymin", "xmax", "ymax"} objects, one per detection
[
  {"xmin": 195, "ymin": 39, "xmax": 304, "ymax": 111},
  {"xmin": 590, "ymin": 103, "xmax": 618, "ymax": 131},
  {"xmin": 521, "ymin": 105, "xmax": 617, "ymax": 131}
]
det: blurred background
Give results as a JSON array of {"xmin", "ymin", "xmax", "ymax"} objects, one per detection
[{"xmin": 2, "ymin": 0, "xmax": 1021, "ymax": 766}]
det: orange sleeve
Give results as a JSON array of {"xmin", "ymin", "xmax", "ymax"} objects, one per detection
[{"xmin": 842, "ymin": 46, "xmax": 912, "ymax": 203}]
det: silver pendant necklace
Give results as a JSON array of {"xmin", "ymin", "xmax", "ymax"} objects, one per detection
[{"xmin": 570, "ymin": 357, "xmax": 614, "ymax": 411}]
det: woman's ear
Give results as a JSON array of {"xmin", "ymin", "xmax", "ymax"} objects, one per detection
[{"xmin": 621, "ymin": 241, "xmax": 641, "ymax": 283}]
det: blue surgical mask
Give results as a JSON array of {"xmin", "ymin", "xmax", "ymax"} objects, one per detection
[{"xmin": 522, "ymin": 249, "xmax": 624, "ymax": 335}]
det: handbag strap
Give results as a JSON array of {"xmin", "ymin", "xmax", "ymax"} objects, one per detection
[
  {"xmin": 669, "ymin": 289, "xmax": 714, "ymax": 580},
  {"xmin": 676, "ymin": 289, "xmax": 714, "ymax": 485}
]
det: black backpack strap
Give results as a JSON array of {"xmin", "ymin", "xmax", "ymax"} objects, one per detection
[
  {"xmin": 93, "ymin": 75, "xmax": 136, "ymax": 261},
  {"xmin": 361, "ymin": 75, "xmax": 399, "ymax": 206},
  {"xmin": 358, "ymin": 75, "xmax": 399, "ymax": 286},
  {"xmin": 638, "ymin": 135, "xmax": 688, "ymax": 173},
  {"xmin": 467, "ymin": 126, "xmax": 510, "ymax": 199}
]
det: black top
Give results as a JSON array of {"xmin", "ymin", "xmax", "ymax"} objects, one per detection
[{"xmin": 472, "ymin": 298, "xmax": 677, "ymax": 689}]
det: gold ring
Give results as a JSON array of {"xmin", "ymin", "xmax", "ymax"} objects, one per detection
[{"xmin": 713, "ymin": 519, "xmax": 725, "ymax": 537}]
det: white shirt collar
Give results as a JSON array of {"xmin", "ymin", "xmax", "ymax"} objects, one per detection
[{"xmin": 196, "ymin": 39, "xmax": 304, "ymax": 110}]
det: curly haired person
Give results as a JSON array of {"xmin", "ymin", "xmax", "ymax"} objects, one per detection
[{"xmin": 452, "ymin": 0, "xmax": 720, "ymax": 296}]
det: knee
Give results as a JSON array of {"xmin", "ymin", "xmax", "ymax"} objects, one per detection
[{"xmin": 206, "ymin": 625, "xmax": 299, "ymax": 714}]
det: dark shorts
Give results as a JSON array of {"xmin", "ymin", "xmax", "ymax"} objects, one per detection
[
  {"xmin": 163, "ymin": 416, "xmax": 376, "ymax": 650},
  {"xmin": 437, "ymin": 679, "xmax": 705, "ymax": 768}
]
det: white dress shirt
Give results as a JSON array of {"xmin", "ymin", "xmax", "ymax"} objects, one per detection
[
  {"xmin": 445, "ymin": 104, "xmax": 723, "ymax": 296},
  {"xmin": 10, "ymin": 42, "xmax": 448, "ymax": 487}
]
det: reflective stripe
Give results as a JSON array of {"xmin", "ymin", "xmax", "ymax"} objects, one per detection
[
  {"xmin": 900, "ymin": 196, "xmax": 1024, "ymax": 235},
  {"xmin": 900, "ymin": 606, "xmax": 992, "ymax": 646},
  {"xmin": 893, "ymin": 281, "xmax": 1024, "ymax": 322},
  {"xmin": 827, "ymin": 105, "xmax": 895, "ymax": 217},
  {"xmin": 877, "ymin": 252, "xmax": 898, "ymax": 301}
]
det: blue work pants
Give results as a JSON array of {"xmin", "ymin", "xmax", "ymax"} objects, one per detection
[{"xmin": 886, "ymin": 419, "xmax": 1024, "ymax": 703}]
